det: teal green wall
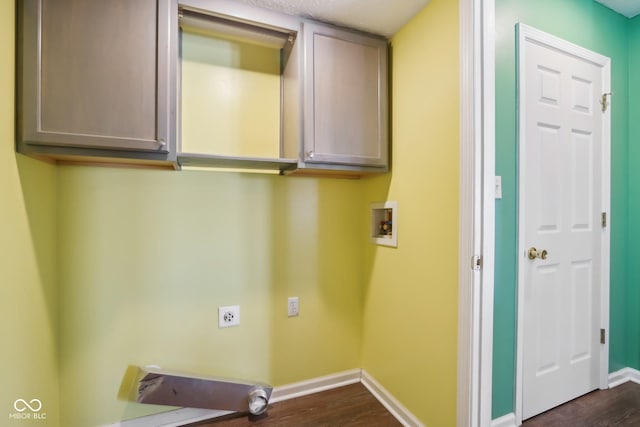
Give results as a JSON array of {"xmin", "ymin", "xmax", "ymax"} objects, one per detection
[
  {"xmin": 628, "ymin": 16, "xmax": 640, "ymax": 370},
  {"xmin": 494, "ymin": 0, "xmax": 630, "ymax": 418}
]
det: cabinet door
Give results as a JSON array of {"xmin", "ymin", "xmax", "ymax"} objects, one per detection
[
  {"xmin": 302, "ymin": 22, "xmax": 388, "ymax": 168},
  {"xmin": 19, "ymin": 0, "xmax": 173, "ymax": 153}
]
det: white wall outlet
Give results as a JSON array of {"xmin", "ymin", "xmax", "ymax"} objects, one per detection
[
  {"xmin": 218, "ymin": 305, "xmax": 240, "ymax": 328},
  {"xmin": 495, "ymin": 176, "xmax": 503, "ymax": 199},
  {"xmin": 288, "ymin": 297, "xmax": 299, "ymax": 317}
]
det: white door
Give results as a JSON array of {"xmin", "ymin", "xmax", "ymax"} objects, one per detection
[{"xmin": 517, "ymin": 24, "xmax": 610, "ymax": 421}]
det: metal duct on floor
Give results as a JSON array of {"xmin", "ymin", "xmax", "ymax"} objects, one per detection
[{"xmin": 118, "ymin": 365, "xmax": 272, "ymax": 415}]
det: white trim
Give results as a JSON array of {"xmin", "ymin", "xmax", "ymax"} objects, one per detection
[
  {"xmin": 517, "ymin": 24, "xmax": 611, "ymax": 67},
  {"xmin": 480, "ymin": 2, "xmax": 496, "ymax": 427},
  {"xmin": 269, "ymin": 369, "xmax": 361, "ymax": 403},
  {"xmin": 457, "ymin": 0, "xmax": 477, "ymax": 424},
  {"xmin": 491, "ymin": 412, "xmax": 517, "ymax": 427},
  {"xmin": 515, "ymin": 23, "xmax": 612, "ymax": 424},
  {"xmin": 514, "ymin": 22, "xmax": 525, "ymax": 425},
  {"xmin": 361, "ymin": 370, "xmax": 425, "ymax": 427},
  {"xmin": 599, "ymin": 48, "xmax": 612, "ymax": 392},
  {"xmin": 608, "ymin": 368, "xmax": 640, "ymax": 388},
  {"xmin": 457, "ymin": 0, "xmax": 495, "ymax": 426}
]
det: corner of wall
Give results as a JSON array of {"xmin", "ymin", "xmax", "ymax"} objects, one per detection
[{"xmin": 360, "ymin": 0, "xmax": 460, "ymax": 425}]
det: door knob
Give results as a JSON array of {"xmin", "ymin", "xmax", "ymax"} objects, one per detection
[{"xmin": 528, "ymin": 247, "xmax": 548, "ymax": 260}]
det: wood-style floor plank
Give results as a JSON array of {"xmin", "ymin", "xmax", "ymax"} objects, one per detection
[
  {"xmin": 187, "ymin": 383, "xmax": 402, "ymax": 427},
  {"xmin": 522, "ymin": 381, "xmax": 640, "ymax": 427},
  {"xmin": 187, "ymin": 380, "xmax": 640, "ymax": 427}
]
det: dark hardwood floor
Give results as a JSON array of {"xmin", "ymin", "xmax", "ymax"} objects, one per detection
[
  {"xmin": 187, "ymin": 383, "xmax": 402, "ymax": 427},
  {"xmin": 186, "ymin": 380, "xmax": 640, "ymax": 427},
  {"xmin": 523, "ymin": 381, "xmax": 640, "ymax": 427}
]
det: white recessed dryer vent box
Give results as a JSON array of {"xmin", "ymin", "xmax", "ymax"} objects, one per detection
[{"xmin": 370, "ymin": 201, "xmax": 397, "ymax": 247}]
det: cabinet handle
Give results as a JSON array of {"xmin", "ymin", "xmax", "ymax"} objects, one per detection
[
  {"xmin": 307, "ymin": 151, "xmax": 314, "ymax": 159},
  {"xmin": 158, "ymin": 138, "xmax": 167, "ymax": 147}
]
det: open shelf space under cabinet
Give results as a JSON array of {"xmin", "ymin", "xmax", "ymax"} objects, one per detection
[{"xmin": 176, "ymin": 6, "xmax": 298, "ymax": 172}]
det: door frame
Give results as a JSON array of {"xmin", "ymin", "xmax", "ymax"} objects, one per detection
[
  {"xmin": 457, "ymin": 0, "xmax": 495, "ymax": 426},
  {"xmin": 514, "ymin": 23, "xmax": 611, "ymax": 425}
]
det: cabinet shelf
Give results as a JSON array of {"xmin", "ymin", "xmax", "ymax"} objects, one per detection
[{"xmin": 178, "ymin": 153, "xmax": 298, "ymax": 172}]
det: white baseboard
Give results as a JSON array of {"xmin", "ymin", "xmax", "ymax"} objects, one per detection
[
  {"xmin": 105, "ymin": 368, "xmax": 424, "ymax": 427},
  {"xmin": 609, "ymin": 367, "xmax": 640, "ymax": 388},
  {"xmin": 360, "ymin": 370, "xmax": 425, "ymax": 427},
  {"xmin": 269, "ymin": 368, "xmax": 361, "ymax": 403},
  {"xmin": 491, "ymin": 412, "xmax": 517, "ymax": 427}
]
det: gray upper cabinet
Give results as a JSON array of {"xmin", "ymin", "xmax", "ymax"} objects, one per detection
[
  {"xmin": 283, "ymin": 21, "xmax": 389, "ymax": 174},
  {"xmin": 17, "ymin": 0, "xmax": 177, "ymax": 165}
]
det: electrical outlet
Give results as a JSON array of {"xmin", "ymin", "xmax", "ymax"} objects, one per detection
[
  {"xmin": 288, "ymin": 297, "xmax": 299, "ymax": 317},
  {"xmin": 218, "ymin": 305, "xmax": 240, "ymax": 328}
]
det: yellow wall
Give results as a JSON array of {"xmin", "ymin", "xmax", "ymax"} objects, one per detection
[
  {"xmin": 361, "ymin": 0, "xmax": 460, "ymax": 425},
  {"xmin": 181, "ymin": 30, "xmax": 281, "ymax": 158},
  {"xmin": 0, "ymin": 0, "xmax": 60, "ymax": 425},
  {"xmin": 57, "ymin": 167, "xmax": 364, "ymax": 426},
  {"xmin": 3, "ymin": 0, "xmax": 460, "ymax": 425}
]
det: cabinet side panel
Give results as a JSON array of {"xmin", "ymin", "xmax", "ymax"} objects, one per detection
[
  {"xmin": 40, "ymin": 0, "xmax": 157, "ymax": 141},
  {"xmin": 17, "ymin": 0, "xmax": 38, "ymax": 144},
  {"xmin": 282, "ymin": 36, "xmax": 301, "ymax": 160}
]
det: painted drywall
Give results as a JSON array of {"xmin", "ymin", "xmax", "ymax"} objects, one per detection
[
  {"xmin": 8, "ymin": 0, "xmax": 460, "ymax": 425},
  {"xmin": 181, "ymin": 30, "xmax": 281, "ymax": 158},
  {"xmin": 627, "ymin": 15, "xmax": 640, "ymax": 371},
  {"xmin": 57, "ymin": 167, "xmax": 364, "ymax": 426},
  {"xmin": 0, "ymin": 0, "xmax": 60, "ymax": 425},
  {"xmin": 360, "ymin": 0, "xmax": 460, "ymax": 425},
  {"xmin": 494, "ymin": 0, "xmax": 629, "ymax": 418}
]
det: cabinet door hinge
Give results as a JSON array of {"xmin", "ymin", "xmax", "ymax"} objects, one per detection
[
  {"xmin": 600, "ymin": 328, "xmax": 606, "ymax": 344},
  {"xmin": 602, "ymin": 212, "xmax": 607, "ymax": 228},
  {"xmin": 472, "ymin": 255, "xmax": 482, "ymax": 271}
]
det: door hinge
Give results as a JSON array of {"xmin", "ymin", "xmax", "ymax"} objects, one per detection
[
  {"xmin": 600, "ymin": 92, "xmax": 613, "ymax": 112},
  {"xmin": 602, "ymin": 212, "xmax": 607, "ymax": 228},
  {"xmin": 600, "ymin": 328, "xmax": 606, "ymax": 344},
  {"xmin": 472, "ymin": 255, "xmax": 482, "ymax": 271}
]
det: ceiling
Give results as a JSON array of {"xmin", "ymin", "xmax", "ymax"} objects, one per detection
[
  {"xmin": 228, "ymin": 1, "xmax": 640, "ymax": 38},
  {"xmin": 230, "ymin": 0, "xmax": 430, "ymax": 37},
  {"xmin": 595, "ymin": 0, "xmax": 640, "ymax": 18}
]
